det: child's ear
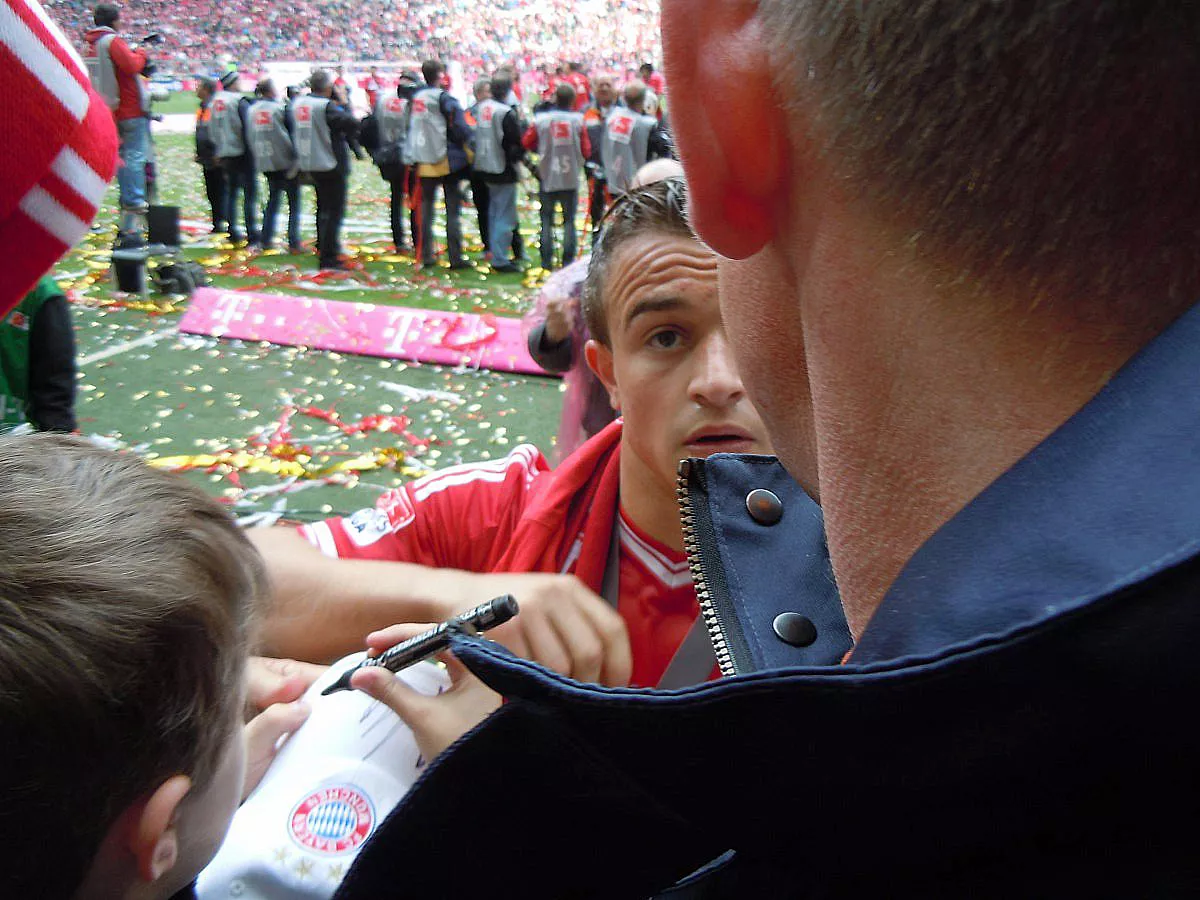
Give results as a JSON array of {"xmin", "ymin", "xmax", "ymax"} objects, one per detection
[
  {"xmin": 126, "ymin": 775, "xmax": 192, "ymax": 883},
  {"xmin": 585, "ymin": 339, "xmax": 621, "ymax": 412}
]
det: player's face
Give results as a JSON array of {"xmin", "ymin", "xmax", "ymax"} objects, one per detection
[{"xmin": 589, "ymin": 232, "xmax": 770, "ymax": 496}]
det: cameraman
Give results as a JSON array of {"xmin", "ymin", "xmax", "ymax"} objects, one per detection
[{"xmin": 85, "ymin": 3, "xmax": 153, "ymax": 241}]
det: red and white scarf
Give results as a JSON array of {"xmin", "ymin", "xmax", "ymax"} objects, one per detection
[{"xmin": 0, "ymin": 0, "xmax": 117, "ymax": 313}]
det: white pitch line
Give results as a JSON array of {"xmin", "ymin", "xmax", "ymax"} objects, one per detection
[{"xmin": 78, "ymin": 329, "xmax": 173, "ymax": 367}]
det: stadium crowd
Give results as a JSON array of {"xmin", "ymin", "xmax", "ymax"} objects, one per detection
[{"xmin": 44, "ymin": 0, "xmax": 661, "ymax": 79}]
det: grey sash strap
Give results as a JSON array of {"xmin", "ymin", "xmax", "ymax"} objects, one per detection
[{"xmin": 599, "ymin": 513, "xmax": 718, "ymax": 689}]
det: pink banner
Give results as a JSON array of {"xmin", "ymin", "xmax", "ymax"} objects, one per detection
[{"xmin": 179, "ymin": 288, "xmax": 555, "ymax": 376}]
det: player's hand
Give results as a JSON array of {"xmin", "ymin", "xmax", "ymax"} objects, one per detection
[
  {"xmin": 543, "ymin": 292, "xmax": 576, "ymax": 343},
  {"xmin": 440, "ymin": 572, "xmax": 632, "ymax": 686},
  {"xmin": 244, "ymin": 655, "xmax": 327, "ymax": 720},
  {"xmin": 353, "ymin": 624, "xmax": 501, "ymax": 761}
]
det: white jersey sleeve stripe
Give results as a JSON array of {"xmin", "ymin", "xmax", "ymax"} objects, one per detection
[{"xmin": 299, "ymin": 521, "xmax": 340, "ymax": 558}]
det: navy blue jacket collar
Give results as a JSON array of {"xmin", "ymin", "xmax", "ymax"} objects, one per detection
[{"xmin": 855, "ymin": 300, "xmax": 1200, "ymax": 665}]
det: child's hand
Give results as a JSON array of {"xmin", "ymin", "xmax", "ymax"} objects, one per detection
[
  {"xmin": 241, "ymin": 698, "xmax": 311, "ymax": 801},
  {"xmin": 351, "ymin": 624, "xmax": 502, "ymax": 762},
  {"xmin": 245, "ymin": 655, "xmax": 327, "ymax": 720}
]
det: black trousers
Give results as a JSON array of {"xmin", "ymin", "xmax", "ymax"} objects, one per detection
[
  {"xmin": 388, "ymin": 166, "xmax": 418, "ymax": 249},
  {"xmin": 313, "ymin": 171, "xmax": 348, "ymax": 267},
  {"xmin": 469, "ymin": 173, "xmax": 491, "ymax": 252},
  {"xmin": 202, "ymin": 164, "xmax": 228, "ymax": 230}
]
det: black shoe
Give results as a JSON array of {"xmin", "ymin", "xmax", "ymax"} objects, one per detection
[
  {"xmin": 320, "ymin": 261, "xmax": 350, "ymax": 271},
  {"xmin": 491, "ymin": 263, "xmax": 521, "ymax": 274},
  {"xmin": 448, "ymin": 260, "xmax": 473, "ymax": 270}
]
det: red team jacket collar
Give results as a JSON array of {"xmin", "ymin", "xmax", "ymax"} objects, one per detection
[{"xmin": 493, "ymin": 419, "xmax": 624, "ymax": 594}]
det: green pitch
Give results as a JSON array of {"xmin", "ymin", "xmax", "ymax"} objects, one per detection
[{"xmin": 57, "ymin": 132, "xmax": 575, "ymax": 524}]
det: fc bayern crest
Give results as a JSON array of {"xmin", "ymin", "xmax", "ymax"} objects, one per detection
[{"xmin": 289, "ymin": 786, "xmax": 374, "ymax": 855}]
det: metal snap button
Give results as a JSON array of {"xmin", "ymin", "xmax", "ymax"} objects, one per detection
[
  {"xmin": 773, "ymin": 612, "xmax": 817, "ymax": 647},
  {"xmin": 746, "ymin": 489, "xmax": 783, "ymax": 526}
]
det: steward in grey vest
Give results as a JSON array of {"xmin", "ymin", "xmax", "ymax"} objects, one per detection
[
  {"xmin": 210, "ymin": 92, "xmax": 247, "ymax": 160},
  {"xmin": 601, "ymin": 107, "xmax": 656, "ymax": 194},
  {"xmin": 376, "ymin": 95, "xmax": 408, "ymax": 149},
  {"xmin": 472, "ymin": 98, "xmax": 509, "ymax": 176},
  {"xmin": 247, "ymin": 99, "xmax": 295, "ymax": 174},
  {"xmin": 534, "ymin": 110, "xmax": 585, "ymax": 193},
  {"xmin": 83, "ymin": 25, "xmax": 148, "ymax": 117},
  {"xmin": 293, "ymin": 95, "xmax": 337, "ymax": 173},
  {"xmin": 85, "ymin": 32, "xmax": 121, "ymax": 112},
  {"xmin": 407, "ymin": 87, "xmax": 448, "ymax": 165}
]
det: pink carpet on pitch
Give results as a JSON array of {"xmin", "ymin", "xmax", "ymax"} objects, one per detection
[{"xmin": 179, "ymin": 288, "xmax": 555, "ymax": 376}]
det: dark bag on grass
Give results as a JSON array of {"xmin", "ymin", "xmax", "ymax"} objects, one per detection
[{"xmin": 153, "ymin": 260, "xmax": 209, "ymax": 296}]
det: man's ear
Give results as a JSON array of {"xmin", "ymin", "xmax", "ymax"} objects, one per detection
[
  {"xmin": 662, "ymin": 0, "xmax": 792, "ymax": 260},
  {"xmin": 126, "ymin": 775, "xmax": 192, "ymax": 884},
  {"xmin": 585, "ymin": 339, "xmax": 621, "ymax": 412}
]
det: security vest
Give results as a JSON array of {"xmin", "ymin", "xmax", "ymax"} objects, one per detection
[
  {"xmin": 247, "ymin": 99, "xmax": 295, "ymax": 173},
  {"xmin": 85, "ymin": 29, "xmax": 149, "ymax": 115},
  {"xmin": 292, "ymin": 96, "xmax": 337, "ymax": 173},
  {"xmin": 534, "ymin": 110, "xmax": 585, "ymax": 193},
  {"xmin": 85, "ymin": 31, "xmax": 120, "ymax": 111},
  {"xmin": 406, "ymin": 87, "xmax": 448, "ymax": 165},
  {"xmin": 601, "ymin": 107, "xmax": 655, "ymax": 194},
  {"xmin": 472, "ymin": 98, "xmax": 509, "ymax": 175},
  {"xmin": 0, "ymin": 278, "xmax": 55, "ymax": 431},
  {"xmin": 375, "ymin": 95, "xmax": 408, "ymax": 149},
  {"xmin": 210, "ymin": 93, "xmax": 246, "ymax": 159}
]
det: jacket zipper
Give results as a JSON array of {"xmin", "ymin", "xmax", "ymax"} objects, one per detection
[{"xmin": 677, "ymin": 459, "xmax": 739, "ymax": 677}]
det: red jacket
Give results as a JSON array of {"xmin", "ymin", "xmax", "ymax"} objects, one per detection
[{"xmin": 84, "ymin": 27, "xmax": 147, "ymax": 121}]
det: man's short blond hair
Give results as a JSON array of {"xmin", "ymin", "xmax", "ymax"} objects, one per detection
[{"xmin": 762, "ymin": 0, "xmax": 1200, "ymax": 313}]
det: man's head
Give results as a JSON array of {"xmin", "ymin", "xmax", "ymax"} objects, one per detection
[
  {"xmin": 490, "ymin": 73, "xmax": 512, "ymax": 106},
  {"xmin": 309, "ymin": 68, "xmax": 332, "ymax": 98},
  {"xmin": 196, "ymin": 76, "xmax": 216, "ymax": 102},
  {"xmin": 0, "ymin": 434, "xmax": 262, "ymax": 898},
  {"xmin": 593, "ymin": 75, "xmax": 616, "ymax": 108},
  {"xmin": 568, "ymin": 61, "xmax": 582, "ymax": 74},
  {"xmin": 663, "ymin": 0, "xmax": 1200, "ymax": 483},
  {"xmin": 369, "ymin": 66, "xmax": 378, "ymax": 77},
  {"xmin": 398, "ymin": 70, "xmax": 421, "ymax": 99},
  {"xmin": 421, "ymin": 59, "xmax": 444, "ymax": 87},
  {"xmin": 254, "ymin": 78, "xmax": 276, "ymax": 101},
  {"xmin": 584, "ymin": 177, "xmax": 770, "ymax": 505},
  {"xmin": 555, "ymin": 82, "xmax": 576, "ymax": 111},
  {"xmin": 93, "ymin": 2, "xmax": 118, "ymax": 28},
  {"xmin": 474, "ymin": 78, "xmax": 492, "ymax": 102},
  {"xmin": 623, "ymin": 80, "xmax": 647, "ymax": 114},
  {"xmin": 639, "ymin": 62, "xmax": 654, "ymax": 80}
]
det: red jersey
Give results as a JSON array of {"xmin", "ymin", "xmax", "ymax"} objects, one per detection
[
  {"xmin": 564, "ymin": 71, "xmax": 591, "ymax": 110},
  {"xmin": 360, "ymin": 75, "xmax": 383, "ymax": 109},
  {"xmin": 300, "ymin": 423, "xmax": 707, "ymax": 688}
]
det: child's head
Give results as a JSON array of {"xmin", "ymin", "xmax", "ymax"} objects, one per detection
[{"xmin": 0, "ymin": 435, "xmax": 264, "ymax": 898}]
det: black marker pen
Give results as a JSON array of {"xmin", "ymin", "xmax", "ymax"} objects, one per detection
[{"xmin": 321, "ymin": 594, "xmax": 519, "ymax": 696}]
